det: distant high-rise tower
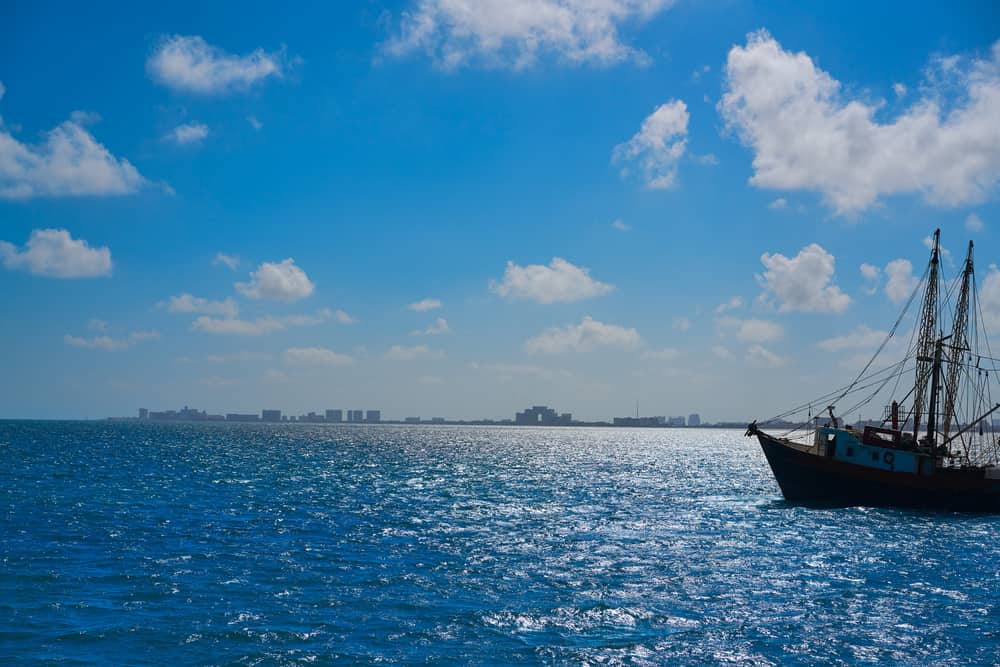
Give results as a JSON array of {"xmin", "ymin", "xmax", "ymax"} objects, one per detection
[
  {"xmin": 688, "ymin": 413, "xmax": 701, "ymax": 427},
  {"xmin": 366, "ymin": 410, "xmax": 381, "ymax": 423},
  {"xmin": 138, "ymin": 408, "xmax": 148, "ymax": 420},
  {"xmin": 262, "ymin": 409, "xmax": 282, "ymax": 422},
  {"xmin": 326, "ymin": 409, "xmax": 343, "ymax": 423}
]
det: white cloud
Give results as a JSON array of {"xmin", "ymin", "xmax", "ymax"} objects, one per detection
[
  {"xmin": 490, "ymin": 257, "xmax": 613, "ymax": 303},
  {"xmin": 408, "ymin": 297, "xmax": 442, "ymax": 312},
  {"xmin": 88, "ymin": 318, "xmax": 108, "ymax": 331},
  {"xmin": 719, "ymin": 31, "xmax": 1000, "ymax": 214},
  {"xmin": 860, "ymin": 262, "xmax": 882, "ymax": 295},
  {"xmin": 758, "ymin": 243, "xmax": 850, "ymax": 313},
  {"xmin": 165, "ymin": 293, "xmax": 238, "ymax": 318},
  {"xmin": 247, "ymin": 116, "xmax": 263, "ymax": 130},
  {"xmin": 280, "ymin": 308, "xmax": 339, "ymax": 327},
  {"xmin": 767, "ymin": 197, "xmax": 787, "ymax": 210},
  {"xmin": 860, "ymin": 263, "xmax": 881, "ymax": 281},
  {"xmin": 711, "ymin": 345, "xmax": 733, "ymax": 359},
  {"xmin": 191, "ymin": 308, "xmax": 334, "ymax": 336},
  {"xmin": 192, "ymin": 316, "xmax": 284, "ymax": 336},
  {"xmin": 236, "ymin": 258, "xmax": 314, "ymax": 302},
  {"xmin": 612, "ymin": 219, "xmax": 631, "ymax": 231},
  {"xmin": 213, "ymin": 253, "xmax": 240, "ymax": 270},
  {"xmin": 262, "ymin": 369, "xmax": 290, "ymax": 384},
  {"xmin": 692, "ymin": 153, "xmax": 718, "ymax": 166},
  {"xmin": 468, "ymin": 362, "xmax": 571, "ymax": 381},
  {"xmin": 198, "ymin": 376, "xmax": 238, "ymax": 387},
  {"xmin": 147, "ymin": 35, "xmax": 288, "ymax": 94},
  {"xmin": 283, "ymin": 347, "xmax": 354, "ymax": 367},
  {"xmin": 0, "ymin": 229, "xmax": 112, "ymax": 278},
  {"xmin": 69, "ymin": 110, "xmax": 101, "ymax": 126},
  {"xmin": 166, "ymin": 122, "xmax": 208, "ymax": 145},
  {"xmin": 981, "ymin": 268, "xmax": 1000, "ymax": 333},
  {"xmin": 333, "ymin": 309, "xmax": 358, "ymax": 324},
  {"xmin": 0, "ymin": 112, "xmax": 147, "ymax": 200},
  {"xmin": 0, "ymin": 81, "xmax": 5, "ymax": 100},
  {"xmin": 745, "ymin": 344, "xmax": 785, "ymax": 368},
  {"xmin": 64, "ymin": 330, "xmax": 159, "ymax": 351},
  {"xmin": 885, "ymin": 258, "xmax": 919, "ymax": 304},
  {"xmin": 717, "ymin": 316, "xmax": 784, "ymax": 343},
  {"xmin": 384, "ymin": 0, "xmax": 675, "ymax": 70},
  {"xmin": 641, "ymin": 347, "xmax": 680, "ymax": 361},
  {"xmin": 613, "ymin": 100, "xmax": 689, "ymax": 189},
  {"xmin": 411, "ymin": 317, "xmax": 450, "ymax": 335},
  {"xmin": 714, "ymin": 296, "xmax": 744, "ymax": 314},
  {"xmin": 65, "ymin": 335, "xmax": 111, "ymax": 349},
  {"xmin": 206, "ymin": 351, "xmax": 272, "ymax": 363},
  {"xmin": 384, "ymin": 344, "xmax": 446, "ymax": 361},
  {"xmin": 966, "ymin": 213, "xmax": 985, "ymax": 233},
  {"xmin": 893, "ymin": 82, "xmax": 907, "ymax": 98},
  {"xmin": 525, "ymin": 316, "xmax": 641, "ymax": 354},
  {"xmin": 672, "ymin": 316, "xmax": 691, "ymax": 331},
  {"xmin": 817, "ymin": 325, "xmax": 888, "ymax": 352}
]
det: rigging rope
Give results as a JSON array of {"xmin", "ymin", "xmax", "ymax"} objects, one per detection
[{"xmin": 828, "ymin": 260, "xmax": 929, "ymax": 412}]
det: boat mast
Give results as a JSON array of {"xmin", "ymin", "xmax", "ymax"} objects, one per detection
[
  {"xmin": 926, "ymin": 337, "xmax": 945, "ymax": 449},
  {"xmin": 913, "ymin": 229, "xmax": 941, "ymax": 438},
  {"xmin": 943, "ymin": 241, "xmax": 974, "ymax": 441}
]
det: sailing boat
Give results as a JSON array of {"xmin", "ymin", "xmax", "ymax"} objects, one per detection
[{"xmin": 747, "ymin": 230, "xmax": 1000, "ymax": 511}]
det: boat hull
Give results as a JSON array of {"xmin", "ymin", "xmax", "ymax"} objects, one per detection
[{"xmin": 757, "ymin": 431, "xmax": 1000, "ymax": 511}]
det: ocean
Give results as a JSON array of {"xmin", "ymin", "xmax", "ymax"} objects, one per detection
[{"xmin": 1, "ymin": 421, "xmax": 998, "ymax": 665}]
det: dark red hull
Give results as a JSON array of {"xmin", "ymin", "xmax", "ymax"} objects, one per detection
[{"xmin": 757, "ymin": 432, "xmax": 1000, "ymax": 511}]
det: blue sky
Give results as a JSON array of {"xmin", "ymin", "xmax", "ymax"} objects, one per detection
[{"xmin": 2, "ymin": 1, "xmax": 999, "ymax": 421}]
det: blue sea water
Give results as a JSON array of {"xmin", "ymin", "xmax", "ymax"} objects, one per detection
[{"xmin": 1, "ymin": 421, "xmax": 999, "ymax": 665}]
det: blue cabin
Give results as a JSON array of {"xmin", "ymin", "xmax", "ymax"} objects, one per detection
[{"xmin": 814, "ymin": 426, "xmax": 919, "ymax": 474}]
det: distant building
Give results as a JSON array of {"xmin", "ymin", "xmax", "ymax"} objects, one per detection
[
  {"xmin": 326, "ymin": 409, "xmax": 343, "ymax": 423},
  {"xmin": 515, "ymin": 405, "xmax": 572, "ymax": 426},
  {"xmin": 366, "ymin": 410, "xmax": 381, "ymax": 423},
  {"xmin": 430, "ymin": 417, "xmax": 445, "ymax": 423},
  {"xmin": 138, "ymin": 408, "xmax": 148, "ymax": 420},
  {"xmin": 226, "ymin": 413, "xmax": 259, "ymax": 422},
  {"xmin": 262, "ymin": 409, "xmax": 281, "ymax": 422},
  {"xmin": 613, "ymin": 416, "xmax": 665, "ymax": 427},
  {"xmin": 668, "ymin": 416, "xmax": 686, "ymax": 427},
  {"xmin": 405, "ymin": 417, "xmax": 420, "ymax": 423},
  {"xmin": 149, "ymin": 406, "xmax": 212, "ymax": 421},
  {"xmin": 688, "ymin": 413, "xmax": 701, "ymax": 427},
  {"xmin": 348, "ymin": 410, "xmax": 364, "ymax": 423}
]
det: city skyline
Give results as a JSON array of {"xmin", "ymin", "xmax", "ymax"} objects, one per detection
[
  {"xmin": 2, "ymin": 2, "xmax": 999, "ymax": 421},
  {"xmin": 122, "ymin": 403, "xmax": 709, "ymax": 426}
]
